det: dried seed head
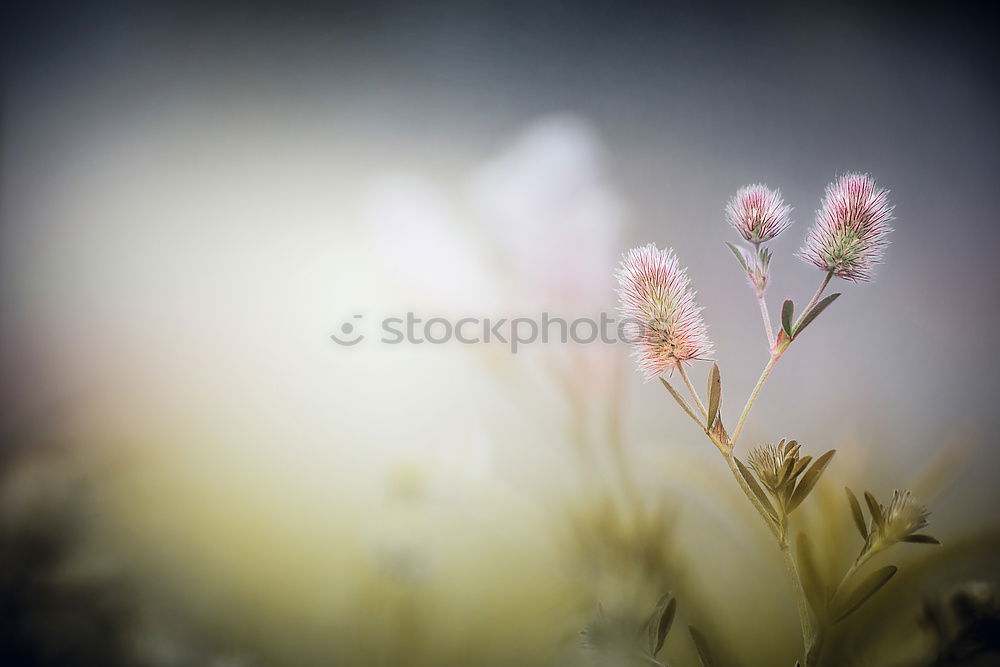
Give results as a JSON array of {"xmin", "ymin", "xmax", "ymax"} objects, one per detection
[
  {"xmin": 616, "ymin": 244, "xmax": 714, "ymax": 379},
  {"xmin": 799, "ymin": 173, "xmax": 894, "ymax": 282},
  {"xmin": 748, "ymin": 439, "xmax": 802, "ymax": 493},
  {"xmin": 725, "ymin": 184, "xmax": 793, "ymax": 244},
  {"xmin": 879, "ymin": 489, "xmax": 930, "ymax": 545}
]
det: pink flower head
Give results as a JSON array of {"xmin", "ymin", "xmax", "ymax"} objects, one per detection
[
  {"xmin": 616, "ymin": 244, "xmax": 714, "ymax": 379},
  {"xmin": 725, "ymin": 184, "xmax": 793, "ymax": 244},
  {"xmin": 799, "ymin": 173, "xmax": 894, "ymax": 282}
]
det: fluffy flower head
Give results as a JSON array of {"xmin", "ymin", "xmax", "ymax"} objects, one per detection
[
  {"xmin": 725, "ymin": 184, "xmax": 793, "ymax": 244},
  {"xmin": 799, "ymin": 173, "xmax": 894, "ymax": 282},
  {"xmin": 616, "ymin": 244, "xmax": 713, "ymax": 379}
]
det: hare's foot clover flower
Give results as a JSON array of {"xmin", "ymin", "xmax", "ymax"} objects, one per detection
[
  {"xmin": 725, "ymin": 184, "xmax": 793, "ymax": 244},
  {"xmin": 724, "ymin": 185, "xmax": 792, "ymax": 346},
  {"xmin": 799, "ymin": 173, "xmax": 894, "ymax": 282},
  {"xmin": 616, "ymin": 244, "xmax": 713, "ymax": 380}
]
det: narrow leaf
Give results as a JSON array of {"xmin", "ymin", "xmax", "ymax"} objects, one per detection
[
  {"xmin": 797, "ymin": 532, "xmax": 826, "ymax": 617},
  {"xmin": 792, "ymin": 293, "xmax": 841, "ymax": 337},
  {"xmin": 660, "ymin": 378, "xmax": 703, "ymax": 427},
  {"xmin": 845, "ymin": 487, "xmax": 868, "ymax": 540},
  {"xmin": 643, "ymin": 594, "xmax": 670, "ymax": 654},
  {"xmin": 902, "ymin": 534, "xmax": 941, "ymax": 545},
  {"xmin": 725, "ymin": 242, "xmax": 749, "ymax": 272},
  {"xmin": 653, "ymin": 597, "xmax": 677, "ymax": 656},
  {"xmin": 864, "ymin": 491, "xmax": 885, "ymax": 530},
  {"xmin": 706, "ymin": 363, "xmax": 721, "ymax": 430},
  {"xmin": 688, "ymin": 625, "xmax": 715, "ymax": 667},
  {"xmin": 781, "ymin": 299, "xmax": 794, "ymax": 337},
  {"xmin": 735, "ymin": 457, "xmax": 778, "ymax": 521},
  {"xmin": 834, "ymin": 565, "xmax": 897, "ymax": 622},
  {"xmin": 779, "ymin": 456, "xmax": 797, "ymax": 487},
  {"xmin": 788, "ymin": 449, "xmax": 836, "ymax": 512},
  {"xmin": 791, "ymin": 455, "xmax": 813, "ymax": 480}
]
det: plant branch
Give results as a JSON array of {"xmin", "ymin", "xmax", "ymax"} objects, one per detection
[
  {"xmin": 729, "ymin": 271, "xmax": 836, "ymax": 448},
  {"xmin": 723, "ymin": 452, "xmax": 779, "ymax": 537},
  {"xmin": 793, "ymin": 271, "xmax": 834, "ymax": 332},
  {"xmin": 677, "ymin": 363, "xmax": 708, "ymax": 418},
  {"xmin": 729, "ymin": 352, "xmax": 782, "ymax": 447},
  {"xmin": 780, "ymin": 539, "xmax": 817, "ymax": 660},
  {"xmin": 756, "ymin": 291, "xmax": 775, "ymax": 348}
]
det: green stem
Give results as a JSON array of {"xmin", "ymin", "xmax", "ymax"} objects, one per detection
[
  {"xmin": 793, "ymin": 271, "xmax": 834, "ymax": 332},
  {"xmin": 834, "ymin": 546, "xmax": 875, "ymax": 599},
  {"xmin": 723, "ymin": 451, "xmax": 779, "ymax": 537},
  {"xmin": 756, "ymin": 290, "xmax": 775, "ymax": 348},
  {"xmin": 729, "ymin": 271, "xmax": 834, "ymax": 449},
  {"xmin": 677, "ymin": 363, "xmax": 707, "ymax": 418},
  {"xmin": 729, "ymin": 351, "xmax": 782, "ymax": 447},
  {"xmin": 723, "ymin": 452, "xmax": 817, "ymax": 663},
  {"xmin": 780, "ymin": 537, "xmax": 817, "ymax": 663}
]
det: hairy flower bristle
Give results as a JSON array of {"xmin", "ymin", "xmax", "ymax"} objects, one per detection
[
  {"xmin": 725, "ymin": 184, "xmax": 793, "ymax": 244},
  {"xmin": 799, "ymin": 173, "xmax": 894, "ymax": 282},
  {"xmin": 748, "ymin": 439, "xmax": 802, "ymax": 493},
  {"xmin": 881, "ymin": 489, "xmax": 930, "ymax": 544},
  {"xmin": 616, "ymin": 244, "xmax": 714, "ymax": 379}
]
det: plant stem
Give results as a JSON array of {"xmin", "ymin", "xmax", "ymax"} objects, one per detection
[
  {"xmin": 834, "ymin": 548, "xmax": 874, "ymax": 599},
  {"xmin": 793, "ymin": 271, "xmax": 834, "ymax": 332},
  {"xmin": 660, "ymin": 271, "xmax": 839, "ymax": 665},
  {"xmin": 729, "ymin": 271, "xmax": 835, "ymax": 449},
  {"xmin": 723, "ymin": 452, "xmax": 817, "ymax": 662},
  {"xmin": 677, "ymin": 363, "xmax": 707, "ymax": 418},
  {"xmin": 723, "ymin": 451, "xmax": 779, "ymax": 537},
  {"xmin": 756, "ymin": 291, "xmax": 775, "ymax": 347},
  {"xmin": 780, "ymin": 537, "xmax": 817, "ymax": 663},
  {"xmin": 729, "ymin": 351, "xmax": 782, "ymax": 447}
]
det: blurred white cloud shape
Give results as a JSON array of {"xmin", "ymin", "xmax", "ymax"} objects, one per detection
[{"xmin": 469, "ymin": 114, "xmax": 625, "ymax": 310}]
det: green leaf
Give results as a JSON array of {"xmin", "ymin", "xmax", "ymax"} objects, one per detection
[
  {"xmin": 688, "ymin": 625, "xmax": 715, "ymax": 667},
  {"xmin": 781, "ymin": 300, "xmax": 794, "ymax": 337},
  {"xmin": 651, "ymin": 597, "xmax": 676, "ymax": 656},
  {"xmin": 706, "ymin": 363, "xmax": 721, "ymax": 430},
  {"xmin": 834, "ymin": 565, "xmax": 897, "ymax": 622},
  {"xmin": 788, "ymin": 449, "xmax": 836, "ymax": 512},
  {"xmin": 792, "ymin": 293, "xmax": 841, "ymax": 338},
  {"xmin": 735, "ymin": 457, "xmax": 778, "ymax": 521},
  {"xmin": 864, "ymin": 491, "xmax": 885, "ymax": 531},
  {"xmin": 845, "ymin": 487, "xmax": 868, "ymax": 540},
  {"xmin": 641, "ymin": 594, "xmax": 669, "ymax": 654},
  {"xmin": 797, "ymin": 532, "xmax": 827, "ymax": 617},
  {"xmin": 726, "ymin": 242, "xmax": 749, "ymax": 272},
  {"xmin": 659, "ymin": 378, "xmax": 702, "ymax": 426},
  {"xmin": 902, "ymin": 534, "xmax": 941, "ymax": 545}
]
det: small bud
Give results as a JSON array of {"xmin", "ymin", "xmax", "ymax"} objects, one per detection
[{"xmin": 866, "ymin": 489, "xmax": 933, "ymax": 554}]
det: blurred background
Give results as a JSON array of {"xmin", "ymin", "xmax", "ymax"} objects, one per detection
[{"xmin": 2, "ymin": 2, "xmax": 998, "ymax": 665}]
